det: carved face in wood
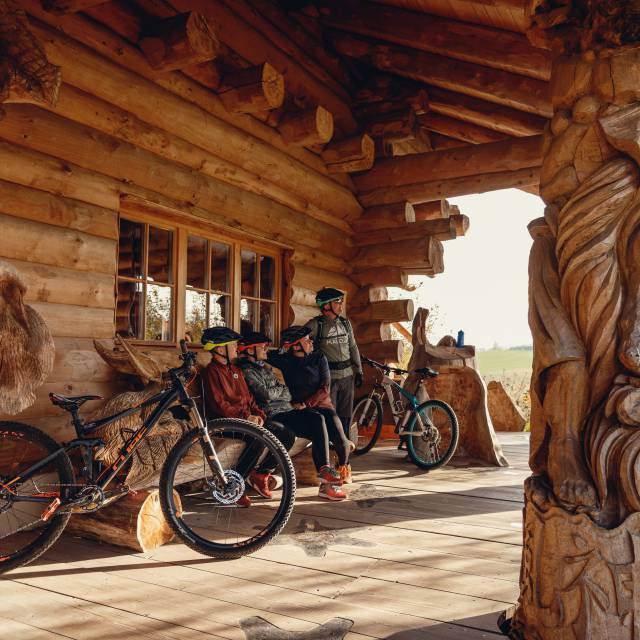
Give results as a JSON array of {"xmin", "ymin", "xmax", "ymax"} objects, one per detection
[{"xmin": 0, "ymin": 261, "xmax": 54, "ymax": 415}]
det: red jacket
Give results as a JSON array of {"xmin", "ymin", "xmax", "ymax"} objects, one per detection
[{"xmin": 202, "ymin": 360, "xmax": 265, "ymax": 421}]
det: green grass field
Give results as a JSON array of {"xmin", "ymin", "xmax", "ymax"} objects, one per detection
[{"xmin": 476, "ymin": 348, "xmax": 533, "ymax": 376}]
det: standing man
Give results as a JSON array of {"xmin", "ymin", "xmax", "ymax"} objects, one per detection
[{"xmin": 306, "ymin": 288, "xmax": 363, "ymax": 437}]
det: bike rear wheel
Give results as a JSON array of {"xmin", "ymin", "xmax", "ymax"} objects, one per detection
[
  {"xmin": 159, "ymin": 419, "xmax": 295, "ymax": 559},
  {"xmin": 406, "ymin": 400, "xmax": 459, "ymax": 470},
  {"xmin": 0, "ymin": 422, "xmax": 74, "ymax": 574},
  {"xmin": 351, "ymin": 395, "xmax": 383, "ymax": 456}
]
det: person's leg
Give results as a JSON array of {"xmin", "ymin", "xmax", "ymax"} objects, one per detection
[
  {"xmin": 333, "ymin": 376, "xmax": 355, "ymax": 435},
  {"xmin": 275, "ymin": 410, "xmax": 330, "ymax": 471},
  {"xmin": 315, "ymin": 408, "xmax": 350, "ymax": 466},
  {"xmin": 255, "ymin": 419, "xmax": 295, "ymax": 473}
]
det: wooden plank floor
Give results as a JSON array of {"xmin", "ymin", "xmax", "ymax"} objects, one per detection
[{"xmin": 0, "ymin": 433, "xmax": 529, "ymax": 639}]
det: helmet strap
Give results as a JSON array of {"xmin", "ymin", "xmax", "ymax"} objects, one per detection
[{"xmin": 322, "ymin": 302, "xmax": 338, "ymax": 319}]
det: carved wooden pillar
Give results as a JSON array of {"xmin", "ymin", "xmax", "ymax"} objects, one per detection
[{"xmin": 511, "ymin": 3, "xmax": 640, "ymax": 638}]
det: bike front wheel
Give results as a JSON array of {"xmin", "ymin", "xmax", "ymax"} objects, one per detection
[
  {"xmin": 406, "ymin": 400, "xmax": 459, "ymax": 470},
  {"xmin": 159, "ymin": 419, "xmax": 295, "ymax": 559},
  {"xmin": 351, "ymin": 394, "xmax": 383, "ymax": 456},
  {"xmin": 0, "ymin": 422, "xmax": 74, "ymax": 574}
]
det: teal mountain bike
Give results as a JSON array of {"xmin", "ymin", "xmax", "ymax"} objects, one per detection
[{"xmin": 352, "ymin": 356, "xmax": 459, "ymax": 470}]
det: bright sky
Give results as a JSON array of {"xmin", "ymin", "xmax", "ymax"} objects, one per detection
[{"xmin": 394, "ymin": 189, "xmax": 543, "ymax": 349}]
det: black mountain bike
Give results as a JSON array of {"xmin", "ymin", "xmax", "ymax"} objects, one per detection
[{"xmin": 0, "ymin": 341, "xmax": 295, "ymax": 574}]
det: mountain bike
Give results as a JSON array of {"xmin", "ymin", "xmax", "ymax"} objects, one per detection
[
  {"xmin": 351, "ymin": 356, "xmax": 459, "ymax": 470},
  {"xmin": 0, "ymin": 341, "xmax": 295, "ymax": 574}
]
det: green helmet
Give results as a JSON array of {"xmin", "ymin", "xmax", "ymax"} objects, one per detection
[{"xmin": 315, "ymin": 287, "xmax": 344, "ymax": 307}]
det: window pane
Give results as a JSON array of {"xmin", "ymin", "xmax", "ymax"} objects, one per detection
[
  {"xmin": 116, "ymin": 280, "xmax": 143, "ymax": 339},
  {"xmin": 259, "ymin": 301, "xmax": 275, "ymax": 342},
  {"xmin": 185, "ymin": 289, "xmax": 207, "ymax": 343},
  {"xmin": 145, "ymin": 283, "xmax": 173, "ymax": 341},
  {"xmin": 240, "ymin": 298, "xmax": 258, "ymax": 335},
  {"xmin": 148, "ymin": 226, "xmax": 173, "ymax": 284},
  {"xmin": 211, "ymin": 242, "xmax": 230, "ymax": 293},
  {"xmin": 209, "ymin": 294, "xmax": 230, "ymax": 327},
  {"xmin": 240, "ymin": 249, "xmax": 257, "ymax": 297},
  {"xmin": 118, "ymin": 219, "xmax": 144, "ymax": 279},
  {"xmin": 186, "ymin": 235, "xmax": 207, "ymax": 289},
  {"xmin": 259, "ymin": 255, "xmax": 275, "ymax": 300}
]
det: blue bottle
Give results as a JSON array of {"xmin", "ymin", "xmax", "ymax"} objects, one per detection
[{"xmin": 456, "ymin": 330, "xmax": 465, "ymax": 347}]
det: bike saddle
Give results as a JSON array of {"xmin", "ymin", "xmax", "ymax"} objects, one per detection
[
  {"xmin": 49, "ymin": 393, "xmax": 103, "ymax": 411},
  {"xmin": 414, "ymin": 367, "xmax": 439, "ymax": 378}
]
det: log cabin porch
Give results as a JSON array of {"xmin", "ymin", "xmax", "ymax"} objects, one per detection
[{"xmin": 0, "ymin": 433, "xmax": 528, "ymax": 639}]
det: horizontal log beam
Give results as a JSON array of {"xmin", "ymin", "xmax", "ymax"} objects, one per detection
[
  {"xmin": 355, "ymin": 237, "xmax": 443, "ymax": 271},
  {"xmin": 278, "ymin": 106, "xmax": 334, "ymax": 146},
  {"xmin": 356, "ymin": 219, "xmax": 456, "ymax": 246},
  {"xmin": 219, "ymin": 63, "xmax": 285, "ymax": 113},
  {"xmin": 359, "ymin": 167, "xmax": 541, "ymax": 206},
  {"xmin": 318, "ymin": 0, "xmax": 551, "ymax": 80},
  {"xmin": 427, "ymin": 87, "xmax": 547, "ymax": 137},
  {"xmin": 355, "ymin": 135, "xmax": 543, "ymax": 193},
  {"xmin": 417, "ymin": 113, "xmax": 508, "ymax": 145},
  {"xmin": 355, "ymin": 80, "xmax": 429, "ymax": 119},
  {"xmin": 290, "ymin": 262, "xmax": 357, "ymax": 296},
  {"xmin": 138, "ymin": 11, "xmax": 219, "ymax": 72},
  {"xmin": 359, "ymin": 340, "xmax": 404, "ymax": 364},
  {"xmin": 413, "ymin": 200, "xmax": 450, "ymax": 221},
  {"xmin": 354, "ymin": 322, "xmax": 393, "ymax": 344},
  {"xmin": 365, "ymin": 108, "xmax": 416, "ymax": 141},
  {"xmin": 321, "ymin": 134, "xmax": 374, "ymax": 173},
  {"xmin": 25, "ymin": 13, "xmax": 362, "ymax": 221},
  {"xmin": 350, "ymin": 299, "xmax": 414, "ymax": 323},
  {"xmin": 352, "ymin": 267, "xmax": 409, "ymax": 288},
  {"xmin": 430, "ymin": 134, "xmax": 468, "ymax": 150},
  {"xmin": 331, "ymin": 32, "xmax": 552, "ymax": 118},
  {"xmin": 353, "ymin": 202, "xmax": 415, "ymax": 233},
  {"xmin": 41, "ymin": 0, "xmax": 108, "ymax": 13},
  {"xmin": 451, "ymin": 214, "xmax": 470, "ymax": 237}
]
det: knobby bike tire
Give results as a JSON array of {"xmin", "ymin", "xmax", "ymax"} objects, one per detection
[
  {"xmin": 352, "ymin": 395, "xmax": 383, "ymax": 456},
  {"xmin": 159, "ymin": 419, "xmax": 296, "ymax": 560},
  {"xmin": 406, "ymin": 400, "xmax": 459, "ymax": 471},
  {"xmin": 0, "ymin": 422, "xmax": 74, "ymax": 575}
]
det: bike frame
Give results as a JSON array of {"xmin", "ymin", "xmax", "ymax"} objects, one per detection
[
  {"xmin": 371, "ymin": 373, "xmax": 426, "ymax": 434},
  {"xmin": 1, "ymin": 370, "xmax": 226, "ymax": 508}
]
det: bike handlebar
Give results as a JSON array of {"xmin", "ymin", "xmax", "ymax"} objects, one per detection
[
  {"xmin": 362, "ymin": 355, "xmax": 438, "ymax": 378},
  {"xmin": 168, "ymin": 340, "xmax": 198, "ymax": 380}
]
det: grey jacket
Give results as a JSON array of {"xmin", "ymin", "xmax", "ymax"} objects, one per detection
[
  {"xmin": 237, "ymin": 357, "xmax": 293, "ymax": 418},
  {"xmin": 305, "ymin": 315, "xmax": 362, "ymax": 381}
]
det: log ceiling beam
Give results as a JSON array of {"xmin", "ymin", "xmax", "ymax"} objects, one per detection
[
  {"xmin": 417, "ymin": 113, "xmax": 508, "ymax": 145},
  {"xmin": 219, "ymin": 63, "xmax": 285, "ymax": 113},
  {"xmin": 317, "ymin": 0, "xmax": 551, "ymax": 80},
  {"xmin": 427, "ymin": 86, "xmax": 547, "ymax": 137},
  {"xmin": 41, "ymin": 0, "xmax": 108, "ymax": 13},
  {"xmin": 356, "ymin": 218, "xmax": 457, "ymax": 246},
  {"xmin": 330, "ymin": 32, "xmax": 552, "ymax": 118},
  {"xmin": 355, "ymin": 135, "xmax": 543, "ymax": 193},
  {"xmin": 321, "ymin": 134, "xmax": 374, "ymax": 173}
]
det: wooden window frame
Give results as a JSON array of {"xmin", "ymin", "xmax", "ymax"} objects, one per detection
[{"xmin": 116, "ymin": 205, "xmax": 283, "ymax": 348}]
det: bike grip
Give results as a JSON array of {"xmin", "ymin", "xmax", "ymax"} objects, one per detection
[{"xmin": 179, "ymin": 339, "xmax": 188, "ymax": 354}]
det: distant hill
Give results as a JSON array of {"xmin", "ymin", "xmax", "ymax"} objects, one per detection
[{"xmin": 477, "ymin": 348, "xmax": 533, "ymax": 376}]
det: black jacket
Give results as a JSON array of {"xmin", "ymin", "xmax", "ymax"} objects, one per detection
[
  {"xmin": 267, "ymin": 351, "xmax": 331, "ymax": 405},
  {"xmin": 236, "ymin": 357, "xmax": 293, "ymax": 418}
]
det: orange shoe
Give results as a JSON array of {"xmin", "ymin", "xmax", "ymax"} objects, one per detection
[
  {"xmin": 317, "ymin": 465, "xmax": 342, "ymax": 485},
  {"xmin": 248, "ymin": 471, "xmax": 272, "ymax": 498},
  {"xmin": 318, "ymin": 483, "xmax": 347, "ymax": 501},
  {"xmin": 237, "ymin": 494, "xmax": 252, "ymax": 508},
  {"xmin": 338, "ymin": 464, "xmax": 353, "ymax": 485}
]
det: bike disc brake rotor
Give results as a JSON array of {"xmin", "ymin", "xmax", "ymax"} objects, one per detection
[{"xmin": 209, "ymin": 470, "xmax": 245, "ymax": 505}]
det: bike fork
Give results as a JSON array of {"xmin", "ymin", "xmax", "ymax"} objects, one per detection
[{"xmin": 187, "ymin": 402, "xmax": 228, "ymax": 486}]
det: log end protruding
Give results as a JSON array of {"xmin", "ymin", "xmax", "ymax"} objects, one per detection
[
  {"xmin": 352, "ymin": 267, "xmax": 410, "ymax": 288},
  {"xmin": 139, "ymin": 12, "xmax": 220, "ymax": 73},
  {"xmin": 351, "ymin": 298, "xmax": 414, "ymax": 323},
  {"xmin": 413, "ymin": 199, "xmax": 450, "ymax": 221},
  {"xmin": 322, "ymin": 134, "xmax": 375, "ymax": 173},
  {"xmin": 359, "ymin": 339, "xmax": 404, "ymax": 364},
  {"xmin": 353, "ymin": 201, "xmax": 415, "ymax": 233},
  {"xmin": 219, "ymin": 62, "xmax": 285, "ymax": 114},
  {"xmin": 279, "ymin": 106, "xmax": 334, "ymax": 147}
]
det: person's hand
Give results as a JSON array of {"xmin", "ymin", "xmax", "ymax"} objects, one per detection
[
  {"xmin": 292, "ymin": 402, "xmax": 306, "ymax": 410},
  {"xmin": 247, "ymin": 415, "xmax": 263, "ymax": 426},
  {"xmin": 354, "ymin": 372, "xmax": 364, "ymax": 388}
]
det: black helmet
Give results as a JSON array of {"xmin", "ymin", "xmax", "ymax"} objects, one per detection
[
  {"xmin": 315, "ymin": 287, "xmax": 344, "ymax": 307},
  {"xmin": 201, "ymin": 326, "xmax": 242, "ymax": 351},
  {"xmin": 280, "ymin": 325, "xmax": 312, "ymax": 348},
  {"xmin": 238, "ymin": 331, "xmax": 272, "ymax": 352}
]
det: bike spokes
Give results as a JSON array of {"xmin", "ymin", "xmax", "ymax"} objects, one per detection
[{"xmin": 407, "ymin": 401, "xmax": 459, "ymax": 470}]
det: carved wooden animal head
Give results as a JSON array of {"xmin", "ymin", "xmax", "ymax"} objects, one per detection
[{"xmin": 0, "ymin": 260, "xmax": 54, "ymax": 414}]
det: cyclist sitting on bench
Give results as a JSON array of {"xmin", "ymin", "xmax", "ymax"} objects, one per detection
[
  {"xmin": 269, "ymin": 325, "xmax": 353, "ymax": 486},
  {"xmin": 238, "ymin": 331, "xmax": 346, "ymax": 502},
  {"xmin": 200, "ymin": 326, "xmax": 294, "ymax": 507}
]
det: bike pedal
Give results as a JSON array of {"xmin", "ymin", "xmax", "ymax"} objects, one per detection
[{"xmin": 41, "ymin": 497, "xmax": 61, "ymax": 522}]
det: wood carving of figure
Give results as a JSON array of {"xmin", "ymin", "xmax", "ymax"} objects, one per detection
[
  {"xmin": 0, "ymin": 260, "xmax": 54, "ymax": 414},
  {"xmin": 526, "ymin": 1, "xmax": 640, "ymax": 528}
]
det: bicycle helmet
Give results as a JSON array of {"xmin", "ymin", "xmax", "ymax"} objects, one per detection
[
  {"xmin": 280, "ymin": 325, "xmax": 312, "ymax": 348},
  {"xmin": 315, "ymin": 287, "xmax": 344, "ymax": 307},
  {"xmin": 201, "ymin": 326, "xmax": 242, "ymax": 351},
  {"xmin": 238, "ymin": 331, "xmax": 272, "ymax": 352}
]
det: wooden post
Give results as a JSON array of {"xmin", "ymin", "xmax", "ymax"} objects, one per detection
[
  {"xmin": 511, "ymin": 6, "xmax": 640, "ymax": 639},
  {"xmin": 138, "ymin": 12, "xmax": 220, "ymax": 72},
  {"xmin": 321, "ymin": 134, "xmax": 375, "ymax": 173},
  {"xmin": 278, "ymin": 106, "xmax": 334, "ymax": 146},
  {"xmin": 218, "ymin": 63, "xmax": 285, "ymax": 113}
]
